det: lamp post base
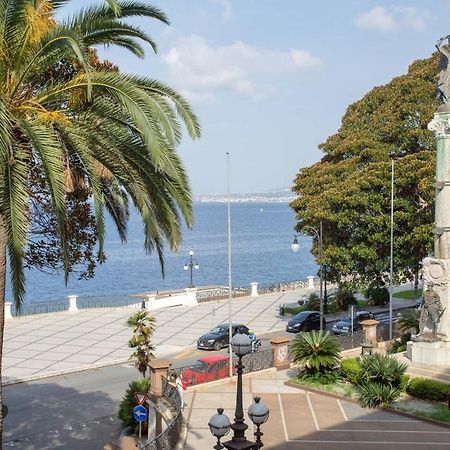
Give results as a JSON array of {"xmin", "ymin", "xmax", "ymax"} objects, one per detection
[{"xmin": 222, "ymin": 439, "xmax": 259, "ymax": 450}]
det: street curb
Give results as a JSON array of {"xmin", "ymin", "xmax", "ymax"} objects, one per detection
[
  {"xmin": 2, "ymin": 357, "xmax": 131, "ymax": 386},
  {"xmin": 284, "ymin": 381, "xmax": 450, "ymax": 430}
]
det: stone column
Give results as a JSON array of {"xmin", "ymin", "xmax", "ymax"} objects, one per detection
[
  {"xmin": 428, "ymin": 105, "xmax": 450, "ymax": 258},
  {"xmin": 67, "ymin": 295, "xmax": 78, "ymax": 312},
  {"xmin": 270, "ymin": 337, "xmax": 290, "ymax": 370},
  {"xmin": 307, "ymin": 276, "xmax": 315, "ymax": 289},
  {"xmin": 360, "ymin": 319, "xmax": 379, "ymax": 346},
  {"xmin": 184, "ymin": 287, "xmax": 198, "ymax": 306},
  {"xmin": 145, "ymin": 293, "xmax": 156, "ymax": 310},
  {"xmin": 250, "ymin": 282, "xmax": 258, "ymax": 297},
  {"xmin": 149, "ymin": 359, "xmax": 172, "ymax": 398},
  {"xmin": 5, "ymin": 302, "xmax": 12, "ymax": 320}
]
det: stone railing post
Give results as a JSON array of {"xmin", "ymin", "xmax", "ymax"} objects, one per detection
[
  {"xmin": 250, "ymin": 282, "xmax": 258, "ymax": 297},
  {"xmin": 307, "ymin": 276, "xmax": 315, "ymax": 289},
  {"xmin": 149, "ymin": 359, "xmax": 172, "ymax": 398},
  {"xmin": 270, "ymin": 337, "xmax": 290, "ymax": 370},
  {"xmin": 68, "ymin": 295, "xmax": 78, "ymax": 312},
  {"xmin": 360, "ymin": 319, "xmax": 379, "ymax": 346},
  {"xmin": 184, "ymin": 287, "xmax": 198, "ymax": 306},
  {"xmin": 145, "ymin": 293, "xmax": 156, "ymax": 310},
  {"xmin": 5, "ymin": 302, "xmax": 12, "ymax": 320}
]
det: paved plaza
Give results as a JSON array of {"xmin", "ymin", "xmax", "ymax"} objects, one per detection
[
  {"xmin": 4, "ymin": 288, "xmax": 415, "ymax": 384},
  {"xmin": 183, "ymin": 369, "xmax": 450, "ymax": 450}
]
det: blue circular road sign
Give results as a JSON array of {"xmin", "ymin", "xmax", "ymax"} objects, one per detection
[{"xmin": 133, "ymin": 405, "xmax": 148, "ymax": 422}]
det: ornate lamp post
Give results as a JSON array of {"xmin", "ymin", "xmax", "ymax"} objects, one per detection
[
  {"xmin": 208, "ymin": 331, "xmax": 269, "ymax": 450},
  {"xmin": 184, "ymin": 250, "xmax": 199, "ymax": 288},
  {"xmin": 292, "ymin": 220, "xmax": 324, "ymax": 330}
]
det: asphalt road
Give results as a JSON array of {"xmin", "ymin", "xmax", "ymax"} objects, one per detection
[{"xmin": 3, "ymin": 309, "xmax": 406, "ymax": 449}]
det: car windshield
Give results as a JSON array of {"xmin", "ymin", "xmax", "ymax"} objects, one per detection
[
  {"xmin": 191, "ymin": 361, "xmax": 208, "ymax": 373},
  {"xmin": 340, "ymin": 316, "xmax": 352, "ymax": 323},
  {"xmin": 294, "ymin": 312, "xmax": 310, "ymax": 321},
  {"xmin": 210, "ymin": 326, "xmax": 227, "ymax": 335}
]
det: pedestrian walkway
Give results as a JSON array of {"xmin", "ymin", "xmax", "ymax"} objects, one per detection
[
  {"xmin": 183, "ymin": 369, "xmax": 450, "ymax": 450},
  {"xmin": 3, "ymin": 287, "xmax": 415, "ymax": 384}
]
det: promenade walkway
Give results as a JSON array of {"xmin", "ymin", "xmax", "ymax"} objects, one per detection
[
  {"xmin": 4, "ymin": 288, "xmax": 415, "ymax": 384},
  {"xmin": 183, "ymin": 369, "xmax": 450, "ymax": 450}
]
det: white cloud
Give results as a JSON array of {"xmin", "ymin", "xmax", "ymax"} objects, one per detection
[
  {"xmin": 161, "ymin": 35, "xmax": 322, "ymax": 103},
  {"xmin": 209, "ymin": 0, "xmax": 232, "ymax": 22},
  {"xmin": 355, "ymin": 6, "xmax": 431, "ymax": 33}
]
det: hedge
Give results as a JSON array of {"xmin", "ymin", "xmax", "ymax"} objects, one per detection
[{"xmin": 406, "ymin": 377, "xmax": 450, "ymax": 402}]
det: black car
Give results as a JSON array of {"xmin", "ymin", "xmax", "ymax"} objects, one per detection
[
  {"xmin": 332, "ymin": 311, "xmax": 375, "ymax": 335},
  {"xmin": 285, "ymin": 311, "xmax": 325, "ymax": 333},
  {"xmin": 197, "ymin": 323, "xmax": 249, "ymax": 351}
]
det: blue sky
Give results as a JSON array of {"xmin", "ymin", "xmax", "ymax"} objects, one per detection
[{"xmin": 61, "ymin": 0, "xmax": 450, "ymax": 194}]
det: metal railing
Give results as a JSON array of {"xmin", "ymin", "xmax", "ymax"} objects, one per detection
[{"xmin": 139, "ymin": 378, "xmax": 183, "ymax": 450}]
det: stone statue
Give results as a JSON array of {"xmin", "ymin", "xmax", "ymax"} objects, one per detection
[
  {"xmin": 417, "ymin": 284, "xmax": 445, "ymax": 339},
  {"xmin": 436, "ymin": 35, "xmax": 450, "ymax": 103}
]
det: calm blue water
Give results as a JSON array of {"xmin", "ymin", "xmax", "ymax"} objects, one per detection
[{"xmin": 13, "ymin": 202, "xmax": 318, "ymax": 303}]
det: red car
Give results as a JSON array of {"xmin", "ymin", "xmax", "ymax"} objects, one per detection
[{"xmin": 181, "ymin": 355, "xmax": 230, "ymax": 388}]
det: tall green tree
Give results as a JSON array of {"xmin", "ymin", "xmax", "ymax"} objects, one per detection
[
  {"xmin": 291, "ymin": 54, "xmax": 438, "ymax": 289},
  {"xmin": 0, "ymin": 0, "xmax": 200, "ymax": 440}
]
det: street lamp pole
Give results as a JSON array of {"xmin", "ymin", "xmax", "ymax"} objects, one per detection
[
  {"xmin": 389, "ymin": 158, "xmax": 394, "ymax": 341},
  {"xmin": 184, "ymin": 250, "xmax": 199, "ymax": 288},
  {"xmin": 292, "ymin": 220, "xmax": 324, "ymax": 331}
]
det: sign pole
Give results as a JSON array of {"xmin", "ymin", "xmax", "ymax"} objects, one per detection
[{"xmin": 139, "ymin": 421, "xmax": 142, "ymax": 440}]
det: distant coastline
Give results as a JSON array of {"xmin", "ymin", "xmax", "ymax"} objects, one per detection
[{"xmin": 194, "ymin": 188, "xmax": 296, "ymax": 203}]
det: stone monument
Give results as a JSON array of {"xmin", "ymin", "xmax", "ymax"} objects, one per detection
[{"xmin": 410, "ymin": 36, "xmax": 450, "ymax": 365}]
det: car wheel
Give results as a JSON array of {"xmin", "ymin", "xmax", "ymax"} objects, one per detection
[{"xmin": 213, "ymin": 341, "xmax": 222, "ymax": 351}]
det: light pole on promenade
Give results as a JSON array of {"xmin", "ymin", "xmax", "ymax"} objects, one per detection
[
  {"xmin": 292, "ymin": 220, "xmax": 324, "ymax": 331},
  {"xmin": 208, "ymin": 331, "xmax": 270, "ymax": 450},
  {"xmin": 388, "ymin": 151, "xmax": 406, "ymax": 340},
  {"xmin": 184, "ymin": 250, "xmax": 199, "ymax": 288}
]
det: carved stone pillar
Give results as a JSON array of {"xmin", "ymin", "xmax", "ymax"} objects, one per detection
[{"xmin": 270, "ymin": 337, "xmax": 290, "ymax": 370}]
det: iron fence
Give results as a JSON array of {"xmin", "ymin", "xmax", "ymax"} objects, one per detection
[{"xmin": 139, "ymin": 378, "xmax": 183, "ymax": 450}]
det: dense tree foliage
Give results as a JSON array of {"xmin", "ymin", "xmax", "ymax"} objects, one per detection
[{"xmin": 291, "ymin": 54, "xmax": 439, "ymax": 289}]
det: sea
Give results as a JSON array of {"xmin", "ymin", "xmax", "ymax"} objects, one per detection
[{"xmin": 10, "ymin": 202, "xmax": 318, "ymax": 304}]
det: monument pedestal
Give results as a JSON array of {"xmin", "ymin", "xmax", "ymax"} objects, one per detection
[{"xmin": 411, "ymin": 340, "xmax": 450, "ymax": 366}]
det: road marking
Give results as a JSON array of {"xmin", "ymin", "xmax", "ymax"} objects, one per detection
[
  {"xmin": 173, "ymin": 348, "xmax": 201, "ymax": 360},
  {"xmin": 337, "ymin": 400, "xmax": 348, "ymax": 421},
  {"xmin": 277, "ymin": 394, "xmax": 289, "ymax": 442},
  {"xmin": 321, "ymin": 429, "xmax": 450, "ymax": 434},
  {"xmin": 306, "ymin": 393, "xmax": 320, "ymax": 431}
]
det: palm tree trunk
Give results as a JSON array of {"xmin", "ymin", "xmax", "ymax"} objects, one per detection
[{"xmin": 0, "ymin": 215, "xmax": 7, "ymax": 445}]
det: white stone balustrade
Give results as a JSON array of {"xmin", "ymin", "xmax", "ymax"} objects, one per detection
[
  {"xmin": 307, "ymin": 276, "xmax": 315, "ymax": 289},
  {"xmin": 68, "ymin": 295, "xmax": 79, "ymax": 312},
  {"xmin": 5, "ymin": 302, "xmax": 12, "ymax": 320},
  {"xmin": 250, "ymin": 282, "xmax": 258, "ymax": 297}
]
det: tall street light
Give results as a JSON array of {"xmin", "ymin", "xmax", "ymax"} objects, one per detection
[
  {"xmin": 388, "ymin": 151, "xmax": 406, "ymax": 340},
  {"xmin": 208, "ymin": 331, "xmax": 269, "ymax": 450},
  {"xmin": 184, "ymin": 250, "xmax": 199, "ymax": 288},
  {"xmin": 292, "ymin": 220, "xmax": 324, "ymax": 331}
]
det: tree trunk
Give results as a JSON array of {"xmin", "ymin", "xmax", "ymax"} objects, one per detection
[
  {"xmin": 0, "ymin": 215, "xmax": 6, "ymax": 445},
  {"xmin": 414, "ymin": 269, "xmax": 419, "ymax": 291}
]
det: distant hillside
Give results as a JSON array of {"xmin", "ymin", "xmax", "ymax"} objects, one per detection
[{"xmin": 194, "ymin": 188, "xmax": 296, "ymax": 203}]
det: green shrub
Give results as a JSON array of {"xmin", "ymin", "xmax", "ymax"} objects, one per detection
[
  {"xmin": 400, "ymin": 374, "xmax": 411, "ymax": 392},
  {"xmin": 335, "ymin": 286, "xmax": 357, "ymax": 311},
  {"xmin": 387, "ymin": 333, "xmax": 411, "ymax": 354},
  {"xmin": 340, "ymin": 358, "xmax": 361, "ymax": 384},
  {"xmin": 406, "ymin": 377, "xmax": 450, "ymax": 402},
  {"xmin": 118, "ymin": 378, "xmax": 151, "ymax": 432},
  {"xmin": 305, "ymin": 293, "xmax": 320, "ymax": 311},
  {"xmin": 359, "ymin": 353, "xmax": 407, "ymax": 389},
  {"xmin": 291, "ymin": 330, "xmax": 341, "ymax": 384},
  {"xmin": 365, "ymin": 284, "xmax": 389, "ymax": 306},
  {"xmin": 284, "ymin": 305, "xmax": 305, "ymax": 315},
  {"xmin": 359, "ymin": 382, "xmax": 401, "ymax": 407}
]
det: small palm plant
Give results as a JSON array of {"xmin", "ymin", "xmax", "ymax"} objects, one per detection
[
  {"xmin": 358, "ymin": 353, "xmax": 407, "ymax": 407},
  {"xmin": 118, "ymin": 378, "xmax": 151, "ymax": 433},
  {"xmin": 397, "ymin": 309, "xmax": 420, "ymax": 335},
  {"xmin": 127, "ymin": 311, "xmax": 156, "ymax": 377},
  {"xmin": 291, "ymin": 330, "xmax": 341, "ymax": 384}
]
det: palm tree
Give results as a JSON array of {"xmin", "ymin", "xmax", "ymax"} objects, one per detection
[
  {"xmin": 397, "ymin": 309, "xmax": 420, "ymax": 335},
  {"xmin": 290, "ymin": 330, "xmax": 341, "ymax": 382},
  {"xmin": 127, "ymin": 310, "xmax": 156, "ymax": 377},
  {"xmin": 0, "ymin": 0, "xmax": 200, "ymax": 438}
]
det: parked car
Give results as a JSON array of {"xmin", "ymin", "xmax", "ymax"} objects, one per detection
[
  {"xmin": 181, "ymin": 355, "xmax": 230, "ymax": 388},
  {"xmin": 285, "ymin": 311, "xmax": 325, "ymax": 333},
  {"xmin": 415, "ymin": 297, "xmax": 424, "ymax": 308},
  {"xmin": 197, "ymin": 323, "xmax": 249, "ymax": 350},
  {"xmin": 332, "ymin": 311, "xmax": 375, "ymax": 335}
]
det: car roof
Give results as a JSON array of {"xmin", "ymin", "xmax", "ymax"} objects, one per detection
[
  {"xmin": 217, "ymin": 323, "xmax": 246, "ymax": 328},
  {"xmin": 199, "ymin": 355, "xmax": 229, "ymax": 363}
]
